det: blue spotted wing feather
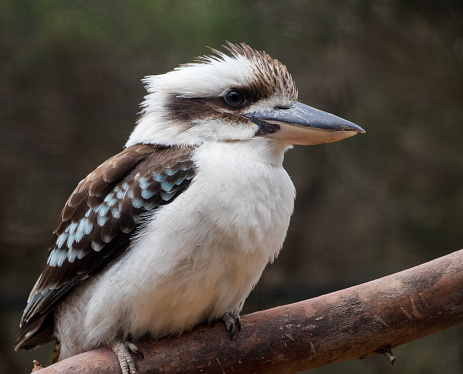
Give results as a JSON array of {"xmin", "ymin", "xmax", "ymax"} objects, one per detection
[{"xmin": 15, "ymin": 144, "xmax": 196, "ymax": 349}]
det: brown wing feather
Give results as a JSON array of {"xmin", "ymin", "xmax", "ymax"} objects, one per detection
[{"xmin": 15, "ymin": 144, "xmax": 196, "ymax": 350}]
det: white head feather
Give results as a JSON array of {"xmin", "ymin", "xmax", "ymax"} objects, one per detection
[{"xmin": 126, "ymin": 43, "xmax": 298, "ymax": 147}]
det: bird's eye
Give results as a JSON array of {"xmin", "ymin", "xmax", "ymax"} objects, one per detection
[{"xmin": 224, "ymin": 91, "xmax": 246, "ymax": 108}]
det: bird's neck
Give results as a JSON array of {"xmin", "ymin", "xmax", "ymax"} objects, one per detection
[{"xmin": 195, "ymin": 138, "xmax": 291, "ymax": 168}]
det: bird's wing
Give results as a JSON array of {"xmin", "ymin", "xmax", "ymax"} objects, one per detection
[{"xmin": 15, "ymin": 143, "xmax": 196, "ymax": 349}]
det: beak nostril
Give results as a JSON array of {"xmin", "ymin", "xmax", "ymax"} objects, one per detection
[{"xmin": 276, "ymin": 106, "xmax": 291, "ymax": 110}]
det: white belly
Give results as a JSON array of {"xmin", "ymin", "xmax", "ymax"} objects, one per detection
[{"xmin": 55, "ymin": 139, "xmax": 295, "ymax": 358}]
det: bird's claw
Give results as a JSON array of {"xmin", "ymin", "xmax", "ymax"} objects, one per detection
[
  {"xmin": 220, "ymin": 312, "xmax": 241, "ymax": 340},
  {"xmin": 126, "ymin": 341, "xmax": 144, "ymax": 359},
  {"xmin": 106, "ymin": 339, "xmax": 143, "ymax": 374}
]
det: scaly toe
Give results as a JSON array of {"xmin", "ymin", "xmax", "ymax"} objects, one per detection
[
  {"xmin": 127, "ymin": 341, "xmax": 144, "ymax": 359},
  {"xmin": 220, "ymin": 312, "xmax": 241, "ymax": 340},
  {"xmin": 107, "ymin": 339, "xmax": 141, "ymax": 374}
]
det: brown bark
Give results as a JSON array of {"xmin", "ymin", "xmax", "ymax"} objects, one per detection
[{"xmin": 34, "ymin": 249, "xmax": 463, "ymax": 374}]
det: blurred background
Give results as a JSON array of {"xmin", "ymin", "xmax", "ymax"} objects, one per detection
[{"xmin": 1, "ymin": 0, "xmax": 462, "ymax": 373}]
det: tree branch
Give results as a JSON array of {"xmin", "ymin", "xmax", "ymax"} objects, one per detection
[{"xmin": 34, "ymin": 249, "xmax": 463, "ymax": 374}]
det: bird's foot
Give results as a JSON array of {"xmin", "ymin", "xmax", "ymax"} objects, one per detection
[
  {"xmin": 106, "ymin": 339, "xmax": 144, "ymax": 374},
  {"xmin": 220, "ymin": 312, "xmax": 241, "ymax": 340}
]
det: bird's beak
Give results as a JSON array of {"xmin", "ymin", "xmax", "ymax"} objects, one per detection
[{"xmin": 245, "ymin": 101, "xmax": 365, "ymax": 145}]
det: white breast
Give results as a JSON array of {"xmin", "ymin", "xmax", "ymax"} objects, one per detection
[{"xmin": 55, "ymin": 138, "xmax": 295, "ymax": 358}]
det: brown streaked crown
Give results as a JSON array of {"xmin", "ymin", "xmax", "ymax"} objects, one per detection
[{"xmin": 209, "ymin": 42, "xmax": 298, "ymax": 101}]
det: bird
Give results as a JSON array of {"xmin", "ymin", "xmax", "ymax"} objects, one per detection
[{"xmin": 14, "ymin": 42, "xmax": 365, "ymax": 374}]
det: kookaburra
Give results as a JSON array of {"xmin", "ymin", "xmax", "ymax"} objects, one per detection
[{"xmin": 15, "ymin": 42, "xmax": 364, "ymax": 373}]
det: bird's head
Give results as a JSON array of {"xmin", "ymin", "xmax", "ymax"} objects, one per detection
[{"xmin": 126, "ymin": 42, "xmax": 364, "ymax": 148}]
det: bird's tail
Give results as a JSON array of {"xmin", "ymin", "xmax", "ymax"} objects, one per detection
[{"xmin": 14, "ymin": 312, "xmax": 55, "ymax": 351}]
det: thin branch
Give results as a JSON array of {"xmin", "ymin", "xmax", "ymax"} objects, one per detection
[{"xmin": 35, "ymin": 249, "xmax": 463, "ymax": 374}]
